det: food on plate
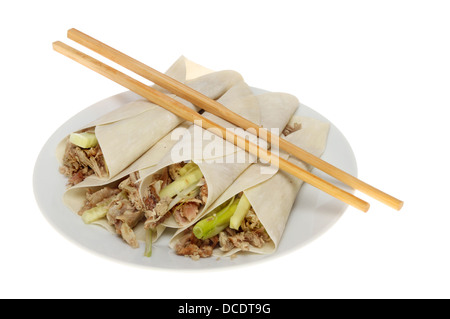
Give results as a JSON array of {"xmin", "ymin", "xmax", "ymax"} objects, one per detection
[
  {"xmin": 59, "ymin": 128, "xmax": 108, "ymax": 185},
  {"xmin": 141, "ymin": 161, "xmax": 207, "ymax": 229},
  {"xmin": 55, "ymin": 55, "xmax": 334, "ymax": 261},
  {"xmin": 62, "ymin": 126, "xmax": 187, "ymax": 248},
  {"xmin": 137, "ymin": 82, "xmax": 299, "ymax": 232},
  {"xmin": 79, "ymin": 171, "xmax": 144, "ymax": 248},
  {"xmin": 56, "ymin": 56, "xmax": 243, "ymax": 186},
  {"xmin": 172, "ymin": 192, "xmax": 269, "ymax": 259},
  {"xmin": 170, "ymin": 116, "xmax": 330, "ymax": 259}
]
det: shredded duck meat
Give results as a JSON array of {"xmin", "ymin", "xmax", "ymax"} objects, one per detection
[
  {"xmin": 78, "ymin": 172, "xmax": 145, "ymax": 248},
  {"xmin": 218, "ymin": 209, "xmax": 270, "ymax": 252},
  {"xmin": 175, "ymin": 208, "xmax": 271, "ymax": 259},
  {"xmin": 142, "ymin": 167, "xmax": 174, "ymax": 229},
  {"xmin": 168, "ymin": 162, "xmax": 185, "ymax": 180},
  {"xmin": 78, "ymin": 187, "xmax": 121, "ymax": 216},
  {"xmin": 199, "ymin": 179, "xmax": 208, "ymax": 204},
  {"xmin": 60, "ymin": 141, "xmax": 108, "ymax": 186},
  {"xmin": 172, "ymin": 199, "xmax": 203, "ymax": 225},
  {"xmin": 175, "ymin": 227, "xmax": 220, "ymax": 260},
  {"xmin": 282, "ymin": 122, "xmax": 302, "ymax": 136},
  {"xmin": 143, "ymin": 162, "xmax": 207, "ymax": 229},
  {"xmin": 118, "ymin": 172, "xmax": 144, "ymax": 211}
]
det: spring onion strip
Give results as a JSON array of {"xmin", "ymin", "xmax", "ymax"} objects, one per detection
[
  {"xmin": 193, "ymin": 196, "xmax": 238, "ymax": 240},
  {"xmin": 144, "ymin": 229, "xmax": 152, "ymax": 257}
]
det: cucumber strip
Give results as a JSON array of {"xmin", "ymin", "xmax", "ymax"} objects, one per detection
[
  {"xmin": 167, "ymin": 182, "xmax": 202, "ymax": 212},
  {"xmin": 70, "ymin": 132, "xmax": 98, "ymax": 149},
  {"xmin": 81, "ymin": 206, "xmax": 108, "ymax": 224},
  {"xmin": 178, "ymin": 162, "xmax": 198, "ymax": 177},
  {"xmin": 229, "ymin": 193, "xmax": 252, "ymax": 230},
  {"xmin": 159, "ymin": 167, "xmax": 203, "ymax": 199}
]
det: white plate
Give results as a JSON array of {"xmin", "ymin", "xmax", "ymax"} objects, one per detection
[{"xmin": 33, "ymin": 89, "xmax": 357, "ymax": 270}]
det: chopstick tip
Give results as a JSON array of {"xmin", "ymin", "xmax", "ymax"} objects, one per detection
[
  {"xmin": 362, "ymin": 202, "xmax": 370, "ymax": 213},
  {"xmin": 394, "ymin": 200, "xmax": 404, "ymax": 211},
  {"xmin": 67, "ymin": 28, "xmax": 78, "ymax": 36},
  {"xmin": 52, "ymin": 41, "xmax": 62, "ymax": 50}
]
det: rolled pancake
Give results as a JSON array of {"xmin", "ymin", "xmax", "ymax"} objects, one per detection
[
  {"xmin": 169, "ymin": 116, "xmax": 330, "ymax": 257},
  {"xmin": 62, "ymin": 82, "xmax": 299, "ymax": 247},
  {"xmin": 56, "ymin": 56, "xmax": 243, "ymax": 184},
  {"xmin": 62, "ymin": 122, "xmax": 191, "ymax": 245},
  {"xmin": 138, "ymin": 82, "xmax": 299, "ymax": 230}
]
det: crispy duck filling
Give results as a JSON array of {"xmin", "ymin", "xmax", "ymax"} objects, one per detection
[
  {"xmin": 175, "ymin": 193, "xmax": 270, "ymax": 260},
  {"xmin": 142, "ymin": 162, "xmax": 208, "ymax": 230},
  {"xmin": 60, "ymin": 131, "xmax": 108, "ymax": 186},
  {"xmin": 173, "ymin": 121, "xmax": 302, "ymax": 260},
  {"xmin": 282, "ymin": 122, "xmax": 302, "ymax": 136},
  {"xmin": 78, "ymin": 172, "xmax": 144, "ymax": 248}
]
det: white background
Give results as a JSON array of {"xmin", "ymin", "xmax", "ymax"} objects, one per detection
[{"xmin": 1, "ymin": 0, "xmax": 449, "ymax": 299}]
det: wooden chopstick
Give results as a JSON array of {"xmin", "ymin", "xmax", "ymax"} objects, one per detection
[
  {"xmin": 52, "ymin": 41, "xmax": 370, "ymax": 212},
  {"xmin": 66, "ymin": 28, "xmax": 403, "ymax": 211}
]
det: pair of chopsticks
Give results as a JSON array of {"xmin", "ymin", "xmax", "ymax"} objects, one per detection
[{"xmin": 53, "ymin": 28, "xmax": 403, "ymax": 213}]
